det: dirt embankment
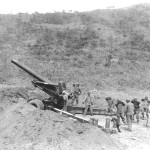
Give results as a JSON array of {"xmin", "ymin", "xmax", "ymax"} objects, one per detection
[{"xmin": 0, "ymin": 86, "xmax": 125, "ymax": 150}]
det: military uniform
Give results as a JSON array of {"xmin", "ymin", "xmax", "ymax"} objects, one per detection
[
  {"xmin": 105, "ymin": 97, "xmax": 115, "ymax": 113},
  {"xmin": 125, "ymin": 100, "xmax": 134, "ymax": 131},
  {"xmin": 72, "ymin": 84, "xmax": 81, "ymax": 105},
  {"xmin": 83, "ymin": 92, "xmax": 93, "ymax": 116},
  {"xmin": 141, "ymin": 97, "xmax": 150, "ymax": 119},
  {"xmin": 115, "ymin": 100, "xmax": 126, "ymax": 125},
  {"xmin": 62, "ymin": 90, "xmax": 69, "ymax": 111},
  {"xmin": 131, "ymin": 98, "xmax": 140, "ymax": 123}
]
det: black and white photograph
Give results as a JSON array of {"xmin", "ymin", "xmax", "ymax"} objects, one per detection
[{"xmin": 0, "ymin": 0, "xmax": 150, "ymax": 149}]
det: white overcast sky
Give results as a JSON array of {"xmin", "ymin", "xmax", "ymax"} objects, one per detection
[{"xmin": 0, "ymin": 0, "xmax": 149, "ymax": 14}]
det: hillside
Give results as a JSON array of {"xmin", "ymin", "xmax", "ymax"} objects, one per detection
[{"xmin": 1, "ymin": 3, "xmax": 150, "ymax": 91}]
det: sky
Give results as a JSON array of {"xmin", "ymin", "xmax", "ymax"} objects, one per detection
[{"xmin": 0, "ymin": 0, "xmax": 150, "ymax": 14}]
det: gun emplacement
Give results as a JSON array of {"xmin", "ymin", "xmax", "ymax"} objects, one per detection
[
  {"xmin": 11, "ymin": 59, "xmax": 115, "ymax": 116},
  {"xmin": 11, "ymin": 59, "xmax": 67, "ymax": 109}
]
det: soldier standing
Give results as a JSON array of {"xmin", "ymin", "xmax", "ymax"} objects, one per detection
[
  {"xmin": 125, "ymin": 99, "xmax": 134, "ymax": 131},
  {"xmin": 72, "ymin": 83, "xmax": 81, "ymax": 105},
  {"xmin": 131, "ymin": 98, "xmax": 140, "ymax": 123},
  {"xmin": 141, "ymin": 97, "xmax": 150, "ymax": 119},
  {"xmin": 83, "ymin": 92, "xmax": 93, "ymax": 116},
  {"xmin": 62, "ymin": 90, "xmax": 69, "ymax": 111},
  {"xmin": 115, "ymin": 99, "xmax": 126, "ymax": 125},
  {"xmin": 141, "ymin": 98, "xmax": 145, "ymax": 119}
]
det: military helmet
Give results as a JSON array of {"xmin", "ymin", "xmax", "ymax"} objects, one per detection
[{"xmin": 141, "ymin": 98, "xmax": 145, "ymax": 101}]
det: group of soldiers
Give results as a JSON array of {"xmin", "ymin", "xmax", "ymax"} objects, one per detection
[
  {"xmin": 62, "ymin": 85, "xmax": 150, "ymax": 132},
  {"xmin": 106, "ymin": 96, "xmax": 150, "ymax": 132},
  {"xmin": 62, "ymin": 83, "xmax": 93, "ymax": 116},
  {"xmin": 62, "ymin": 83, "xmax": 81, "ymax": 110}
]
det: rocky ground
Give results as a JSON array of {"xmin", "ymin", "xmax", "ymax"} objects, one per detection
[{"xmin": 0, "ymin": 84, "xmax": 150, "ymax": 150}]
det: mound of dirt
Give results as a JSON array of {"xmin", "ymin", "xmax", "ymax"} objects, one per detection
[{"xmin": 0, "ymin": 99, "xmax": 126, "ymax": 150}]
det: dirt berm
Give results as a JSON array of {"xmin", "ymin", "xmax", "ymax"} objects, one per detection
[{"xmin": 0, "ymin": 97, "xmax": 126, "ymax": 150}]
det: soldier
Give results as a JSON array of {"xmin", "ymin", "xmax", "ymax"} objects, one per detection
[
  {"xmin": 111, "ymin": 116, "xmax": 121, "ymax": 132},
  {"xmin": 141, "ymin": 98, "xmax": 145, "ymax": 119},
  {"xmin": 105, "ymin": 97, "xmax": 116, "ymax": 113},
  {"xmin": 72, "ymin": 83, "xmax": 81, "ymax": 105},
  {"xmin": 83, "ymin": 91, "xmax": 93, "ymax": 116},
  {"xmin": 141, "ymin": 97, "xmax": 150, "ymax": 119},
  {"xmin": 62, "ymin": 90, "xmax": 69, "ymax": 111},
  {"xmin": 131, "ymin": 98, "xmax": 140, "ymax": 123},
  {"xmin": 115, "ymin": 99, "xmax": 126, "ymax": 125},
  {"xmin": 125, "ymin": 99, "xmax": 134, "ymax": 131}
]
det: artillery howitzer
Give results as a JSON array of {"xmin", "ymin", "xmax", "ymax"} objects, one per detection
[
  {"xmin": 11, "ymin": 59, "xmax": 115, "ymax": 116},
  {"xmin": 11, "ymin": 59, "xmax": 70, "ymax": 110}
]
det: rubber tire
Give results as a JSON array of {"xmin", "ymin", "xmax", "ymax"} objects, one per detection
[{"xmin": 29, "ymin": 99, "xmax": 44, "ymax": 110}]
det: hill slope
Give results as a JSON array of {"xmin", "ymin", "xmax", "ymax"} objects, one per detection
[{"xmin": 0, "ymin": 4, "xmax": 150, "ymax": 91}]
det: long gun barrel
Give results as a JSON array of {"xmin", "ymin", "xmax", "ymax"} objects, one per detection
[
  {"xmin": 11, "ymin": 59, "xmax": 66, "ymax": 109},
  {"xmin": 11, "ymin": 59, "xmax": 57, "ymax": 86}
]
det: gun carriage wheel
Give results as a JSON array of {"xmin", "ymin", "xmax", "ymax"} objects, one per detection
[{"xmin": 29, "ymin": 99, "xmax": 44, "ymax": 110}]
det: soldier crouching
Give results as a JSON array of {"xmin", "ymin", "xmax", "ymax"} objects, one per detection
[{"xmin": 111, "ymin": 116, "xmax": 121, "ymax": 132}]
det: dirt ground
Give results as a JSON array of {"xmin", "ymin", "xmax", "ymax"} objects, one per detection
[
  {"xmin": 0, "ymin": 84, "xmax": 150, "ymax": 150},
  {"xmin": 0, "ymin": 85, "xmax": 125, "ymax": 150},
  {"xmin": 77, "ymin": 114, "xmax": 150, "ymax": 150},
  {"xmin": 79, "ymin": 89, "xmax": 150, "ymax": 150}
]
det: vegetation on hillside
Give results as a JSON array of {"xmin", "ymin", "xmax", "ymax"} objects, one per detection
[{"xmin": 1, "ymin": 4, "xmax": 150, "ymax": 90}]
